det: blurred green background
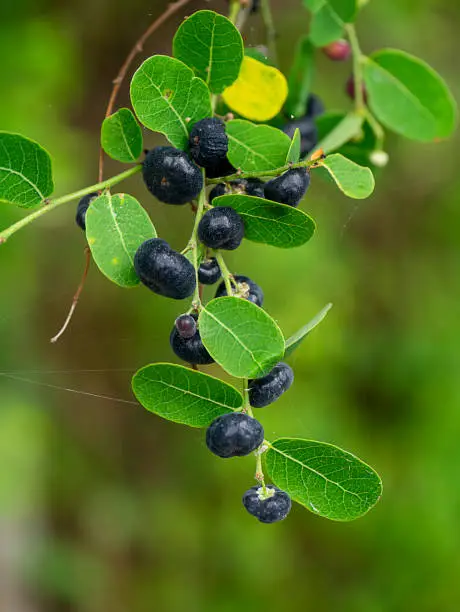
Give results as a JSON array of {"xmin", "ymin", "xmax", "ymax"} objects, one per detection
[{"xmin": 0, "ymin": 0, "xmax": 459, "ymax": 610}]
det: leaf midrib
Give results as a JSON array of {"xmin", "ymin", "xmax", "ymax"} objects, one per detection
[
  {"xmin": 140, "ymin": 377, "xmax": 240, "ymax": 410},
  {"xmin": 0, "ymin": 165, "xmax": 44, "ymax": 200}
]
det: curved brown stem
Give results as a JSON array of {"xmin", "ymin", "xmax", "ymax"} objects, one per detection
[
  {"xmin": 50, "ymin": 247, "xmax": 91, "ymax": 344},
  {"xmin": 98, "ymin": 0, "xmax": 197, "ymax": 182}
]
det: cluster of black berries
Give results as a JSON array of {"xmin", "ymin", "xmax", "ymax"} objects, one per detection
[{"xmin": 204, "ymin": 361, "xmax": 294, "ymax": 523}]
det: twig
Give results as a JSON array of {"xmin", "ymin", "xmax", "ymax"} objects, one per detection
[
  {"xmin": 98, "ymin": 0, "xmax": 196, "ymax": 183},
  {"xmin": 50, "ymin": 247, "xmax": 92, "ymax": 343}
]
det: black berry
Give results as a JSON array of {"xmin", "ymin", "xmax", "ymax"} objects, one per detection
[
  {"xmin": 306, "ymin": 93, "xmax": 325, "ymax": 119},
  {"xmin": 198, "ymin": 258, "xmax": 221, "ymax": 285},
  {"xmin": 264, "ymin": 168, "xmax": 310, "ymax": 207},
  {"xmin": 215, "ymin": 275, "xmax": 264, "ymax": 307},
  {"xmin": 242, "ymin": 485, "xmax": 292, "ymax": 523},
  {"xmin": 282, "ymin": 117, "xmax": 318, "ymax": 157},
  {"xmin": 322, "ymin": 39, "xmax": 351, "ymax": 62},
  {"xmin": 189, "ymin": 118, "xmax": 229, "ymax": 171},
  {"xmin": 142, "ymin": 146, "xmax": 203, "ymax": 205},
  {"xmin": 134, "ymin": 238, "xmax": 196, "ymax": 299},
  {"xmin": 209, "ymin": 178, "xmax": 265, "ymax": 203},
  {"xmin": 175, "ymin": 314, "xmax": 197, "ymax": 339},
  {"xmin": 204, "ymin": 156, "xmax": 236, "ymax": 179},
  {"xmin": 248, "ymin": 362, "xmax": 294, "ymax": 408},
  {"xmin": 198, "ymin": 207, "xmax": 244, "ymax": 250},
  {"xmin": 170, "ymin": 313, "xmax": 214, "ymax": 364},
  {"xmin": 206, "ymin": 413, "xmax": 264, "ymax": 458},
  {"xmin": 75, "ymin": 192, "xmax": 98, "ymax": 231}
]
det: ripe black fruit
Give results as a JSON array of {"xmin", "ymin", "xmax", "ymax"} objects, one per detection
[
  {"xmin": 189, "ymin": 118, "xmax": 229, "ymax": 170},
  {"xmin": 198, "ymin": 258, "xmax": 221, "ymax": 285},
  {"xmin": 204, "ymin": 156, "xmax": 236, "ymax": 179},
  {"xmin": 264, "ymin": 168, "xmax": 310, "ymax": 207},
  {"xmin": 134, "ymin": 238, "xmax": 196, "ymax": 299},
  {"xmin": 209, "ymin": 178, "xmax": 265, "ymax": 203},
  {"xmin": 242, "ymin": 485, "xmax": 292, "ymax": 523},
  {"xmin": 198, "ymin": 207, "xmax": 244, "ymax": 250},
  {"xmin": 143, "ymin": 146, "xmax": 203, "ymax": 205},
  {"xmin": 215, "ymin": 275, "xmax": 264, "ymax": 307},
  {"xmin": 306, "ymin": 93, "xmax": 325, "ymax": 119},
  {"xmin": 170, "ymin": 313, "xmax": 214, "ymax": 364},
  {"xmin": 206, "ymin": 413, "xmax": 264, "ymax": 458},
  {"xmin": 175, "ymin": 314, "xmax": 197, "ymax": 339},
  {"xmin": 248, "ymin": 362, "xmax": 294, "ymax": 408},
  {"xmin": 75, "ymin": 192, "xmax": 98, "ymax": 230}
]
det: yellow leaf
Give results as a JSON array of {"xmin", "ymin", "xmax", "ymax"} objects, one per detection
[{"xmin": 222, "ymin": 56, "xmax": 288, "ymax": 122}]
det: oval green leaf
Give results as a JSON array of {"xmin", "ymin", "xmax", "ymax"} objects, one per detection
[
  {"xmin": 130, "ymin": 55, "xmax": 212, "ymax": 150},
  {"xmin": 0, "ymin": 132, "xmax": 53, "ymax": 208},
  {"xmin": 213, "ymin": 194, "xmax": 316, "ymax": 248},
  {"xmin": 173, "ymin": 10, "xmax": 244, "ymax": 94},
  {"xmin": 86, "ymin": 193, "xmax": 156, "ymax": 288},
  {"xmin": 266, "ymin": 438, "xmax": 382, "ymax": 521},
  {"xmin": 226, "ymin": 120, "xmax": 291, "ymax": 172},
  {"xmin": 363, "ymin": 49, "xmax": 457, "ymax": 141},
  {"xmin": 101, "ymin": 108, "xmax": 143, "ymax": 163},
  {"xmin": 316, "ymin": 153, "xmax": 375, "ymax": 198},
  {"xmin": 132, "ymin": 363, "xmax": 243, "ymax": 427},
  {"xmin": 309, "ymin": 5, "xmax": 344, "ymax": 47},
  {"xmin": 199, "ymin": 297, "xmax": 285, "ymax": 378},
  {"xmin": 285, "ymin": 303, "xmax": 333, "ymax": 358}
]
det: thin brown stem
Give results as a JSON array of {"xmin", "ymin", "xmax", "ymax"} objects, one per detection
[
  {"xmin": 98, "ymin": 0, "xmax": 197, "ymax": 182},
  {"xmin": 50, "ymin": 246, "xmax": 91, "ymax": 343}
]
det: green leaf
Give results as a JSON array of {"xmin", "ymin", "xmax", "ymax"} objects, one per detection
[
  {"xmin": 130, "ymin": 55, "xmax": 212, "ymax": 150},
  {"xmin": 173, "ymin": 10, "xmax": 244, "ymax": 94},
  {"xmin": 329, "ymin": 0, "xmax": 357, "ymax": 22},
  {"xmin": 132, "ymin": 363, "xmax": 243, "ymax": 428},
  {"xmin": 199, "ymin": 297, "xmax": 285, "ymax": 378},
  {"xmin": 317, "ymin": 153, "xmax": 375, "ymax": 198},
  {"xmin": 285, "ymin": 37, "xmax": 315, "ymax": 119},
  {"xmin": 265, "ymin": 438, "xmax": 382, "ymax": 521},
  {"xmin": 286, "ymin": 128, "xmax": 301, "ymax": 163},
  {"xmin": 316, "ymin": 112, "xmax": 378, "ymax": 167},
  {"xmin": 363, "ymin": 49, "xmax": 457, "ymax": 141},
  {"xmin": 101, "ymin": 108, "xmax": 143, "ymax": 163},
  {"xmin": 315, "ymin": 113, "xmax": 363, "ymax": 154},
  {"xmin": 86, "ymin": 193, "xmax": 156, "ymax": 288},
  {"xmin": 0, "ymin": 132, "xmax": 53, "ymax": 208},
  {"xmin": 309, "ymin": 5, "xmax": 344, "ymax": 47},
  {"xmin": 285, "ymin": 303, "xmax": 333, "ymax": 358},
  {"xmin": 226, "ymin": 120, "xmax": 291, "ymax": 172},
  {"xmin": 213, "ymin": 195, "xmax": 316, "ymax": 248},
  {"xmin": 303, "ymin": 0, "xmax": 325, "ymax": 11}
]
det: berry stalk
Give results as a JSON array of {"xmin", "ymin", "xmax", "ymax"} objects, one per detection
[
  {"xmin": 345, "ymin": 24, "xmax": 365, "ymax": 114},
  {"xmin": 0, "ymin": 164, "xmax": 142, "ymax": 244},
  {"xmin": 206, "ymin": 157, "xmax": 318, "ymax": 184},
  {"xmin": 214, "ymin": 250, "xmax": 233, "ymax": 297},
  {"xmin": 189, "ymin": 172, "xmax": 207, "ymax": 308}
]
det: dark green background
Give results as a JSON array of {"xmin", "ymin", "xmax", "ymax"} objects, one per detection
[{"xmin": 0, "ymin": 1, "xmax": 459, "ymax": 610}]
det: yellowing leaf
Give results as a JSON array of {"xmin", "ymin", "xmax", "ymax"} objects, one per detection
[{"xmin": 222, "ymin": 56, "xmax": 288, "ymax": 122}]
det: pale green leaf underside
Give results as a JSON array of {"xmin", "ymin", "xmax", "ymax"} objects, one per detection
[
  {"xmin": 286, "ymin": 128, "xmax": 301, "ymax": 163},
  {"xmin": 226, "ymin": 120, "xmax": 291, "ymax": 172},
  {"xmin": 101, "ymin": 108, "xmax": 143, "ymax": 163},
  {"xmin": 86, "ymin": 193, "xmax": 156, "ymax": 288},
  {"xmin": 0, "ymin": 132, "xmax": 53, "ymax": 208},
  {"xmin": 173, "ymin": 10, "xmax": 244, "ymax": 94},
  {"xmin": 364, "ymin": 49, "xmax": 457, "ymax": 141},
  {"xmin": 285, "ymin": 303, "xmax": 333, "ymax": 358},
  {"xmin": 132, "ymin": 363, "xmax": 242, "ymax": 427},
  {"xmin": 130, "ymin": 55, "xmax": 212, "ymax": 150},
  {"xmin": 315, "ymin": 113, "xmax": 363, "ymax": 154},
  {"xmin": 318, "ymin": 153, "xmax": 375, "ymax": 199},
  {"xmin": 213, "ymin": 194, "xmax": 316, "ymax": 249},
  {"xmin": 266, "ymin": 438, "xmax": 382, "ymax": 521},
  {"xmin": 199, "ymin": 297, "xmax": 285, "ymax": 378}
]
